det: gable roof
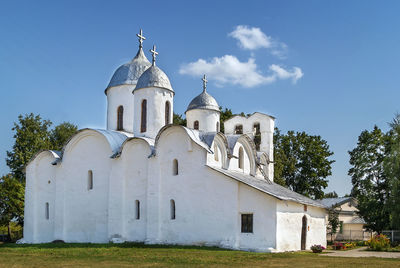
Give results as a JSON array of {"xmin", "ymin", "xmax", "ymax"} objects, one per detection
[
  {"xmin": 319, "ymin": 197, "xmax": 354, "ymax": 208},
  {"xmin": 208, "ymin": 166, "xmax": 326, "ymax": 208}
]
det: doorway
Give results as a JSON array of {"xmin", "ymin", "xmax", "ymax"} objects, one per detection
[{"xmin": 301, "ymin": 215, "xmax": 307, "ymax": 250}]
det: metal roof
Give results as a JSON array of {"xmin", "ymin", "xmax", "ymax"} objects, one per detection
[
  {"xmin": 134, "ymin": 65, "xmax": 173, "ymax": 93},
  {"xmin": 92, "ymin": 129, "xmax": 129, "ymax": 156},
  {"xmin": 106, "ymin": 47, "xmax": 151, "ymax": 93},
  {"xmin": 186, "ymin": 90, "xmax": 219, "ymax": 112},
  {"xmin": 349, "ymin": 217, "xmax": 366, "ymax": 224},
  {"xmin": 319, "ymin": 197, "xmax": 354, "ymax": 208},
  {"xmin": 208, "ymin": 166, "xmax": 327, "ymax": 208}
]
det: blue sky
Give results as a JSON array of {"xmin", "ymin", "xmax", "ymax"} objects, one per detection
[{"xmin": 1, "ymin": 0, "xmax": 399, "ymax": 196}]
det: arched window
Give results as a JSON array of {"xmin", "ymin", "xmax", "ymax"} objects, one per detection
[
  {"xmin": 216, "ymin": 122, "xmax": 220, "ymax": 132},
  {"xmin": 88, "ymin": 170, "xmax": 93, "ymax": 190},
  {"xmin": 141, "ymin": 99, "xmax": 147, "ymax": 133},
  {"xmin": 214, "ymin": 143, "xmax": 219, "ymax": 161},
  {"xmin": 238, "ymin": 147, "xmax": 244, "ymax": 170},
  {"xmin": 45, "ymin": 202, "xmax": 49, "ymax": 220},
  {"xmin": 135, "ymin": 200, "xmax": 140, "ymax": 220},
  {"xmin": 235, "ymin": 124, "xmax": 243, "ymax": 134},
  {"xmin": 165, "ymin": 101, "xmax": 170, "ymax": 125},
  {"xmin": 117, "ymin": 105, "xmax": 124, "ymax": 131},
  {"xmin": 194, "ymin": 120, "xmax": 199, "ymax": 130},
  {"xmin": 173, "ymin": 159, "xmax": 179, "ymax": 175},
  {"xmin": 170, "ymin": 199, "xmax": 176, "ymax": 220},
  {"xmin": 253, "ymin": 123, "xmax": 261, "ymax": 151}
]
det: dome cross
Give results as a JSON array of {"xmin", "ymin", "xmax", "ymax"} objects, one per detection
[
  {"xmin": 137, "ymin": 29, "xmax": 146, "ymax": 48},
  {"xmin": 202, "ymin": 74, "xmax": 208, "ymax": 92},
  {"xmin": 150, "ymin": 45, "xmax": 158, "ymax": 65}
]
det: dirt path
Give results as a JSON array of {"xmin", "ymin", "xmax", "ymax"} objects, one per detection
[{"xmin": 323, "ymin": 247, "xmax": 400, "ymax": 259}]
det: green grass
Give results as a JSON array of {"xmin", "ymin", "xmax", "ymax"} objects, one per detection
[{"xmin": 0, "ymin": 242, "xmax": 399, "ymax": 267}]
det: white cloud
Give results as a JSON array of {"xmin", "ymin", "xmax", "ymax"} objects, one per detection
[
  {"xmin": 179, "ymin": 55, "xmax": 303, "ymax": 88},
  {"xmin": 229, "ymin": 25, "xmax": 288, "ymax": 58}
]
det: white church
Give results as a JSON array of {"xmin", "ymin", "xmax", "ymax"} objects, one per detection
[{"xmin": 23, "ymin": 30, "xmax": 327, "ymax": 252}]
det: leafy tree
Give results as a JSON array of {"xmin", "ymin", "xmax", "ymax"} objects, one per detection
[
  {"xmin": 6, "ymin": 114, "xmax": 52, "ymax": 182},
  {"xmin": 173, "ymin": 113, "xmax": 186, "ymax": 126},
  {"xmin": 327, "ymin": 208, "xmax": 340, "ymax": 242},
  {"xmin": 274, "ymin": 129, "xmax": 334, "ymax": 199},
  {"xmin": 219, "ymin": 107, "xmax": 233, "ymax": 133},
  {"xmin": 49, "ymin": 122, "xmax": 78, "ymax": 151},
  {"xmin": 324, "ymin": 191, "xmax": 339, "ymax": 198},
  {"xmin": 349, "ymin": 126, "xmax": 391, "ymax": 232},
  {"xmin": 384, "ymin": 114, "xmax": 400, "ymax": 229},
  {"xmin": 6, "ymin": 114, "xmax": 78, "ymax": 183},
  {"xmin": 0, "ymin": 175, "xmax": 24, "ymax": 241}
]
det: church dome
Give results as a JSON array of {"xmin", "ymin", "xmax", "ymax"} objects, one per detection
[
  {"xmin": 106, "ymin": 47, "xmax": 151, "ymax": 93},
  {"xmin": 134, "ymin": 64, "xmax": 173, "ymax": 92},
  {"xmin": 186, "ymin": 76, "xmax": 219, "ymax": 112}
]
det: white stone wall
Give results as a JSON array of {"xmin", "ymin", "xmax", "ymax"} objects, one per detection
[
  {"xmin": 276, "ymin": 200, "xmax": 327, "ymax": 251},
  {"xmin": 186, "ymin": 109, "xmax": 220, "ymax": 132},
  {"xmin": 224, "ymin": 113, "xmax": 275, "ymax": 180},
  {"xmin": 107, "ymin": 85, "xmax": 135, "ymax": 133},
  {"xmin": 133, "ymin": 87, "xmax": 174, "ymax": 139}
]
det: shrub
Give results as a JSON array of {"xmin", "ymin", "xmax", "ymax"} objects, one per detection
[
  {"xmin": 310, "ymin": 244, "xmax": 325, "ymax": 253},
  {"xmin": 333, "ymin": 242, "xmax": 344, "ymax": 250},
  {"xmin": 368, "ymin": 234, "xmax": 390, "ymax": 251}
]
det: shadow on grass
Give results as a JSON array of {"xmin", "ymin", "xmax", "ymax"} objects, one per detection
[{"xmin": 0, "ymin": 242, "xmax": 233, "ymax": 251}]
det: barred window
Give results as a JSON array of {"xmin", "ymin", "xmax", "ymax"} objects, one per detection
[{"xmin": 241, "ymin": 214, "xmax": 253, "ymax": 233}]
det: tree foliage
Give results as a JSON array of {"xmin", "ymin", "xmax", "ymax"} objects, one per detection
[
  {"xmin": 173, "ymin": 113, "xmax": 186, "ymax": 126},
  {"xmin": 349, "ymin": 126, "xmax": 391, "ymax": 232},
  {"xmin": 274, "ymin": 129, "xmax": 334, "ymax": 199},
  {"xmin": 327, "ymin": 208, "xmax": 340, "ymax": 242},
  {"xmin": 6, "ymin": 113, "xmax": 78, "ymax": 183},
  {"xmin": 324, "ymin": 191, "xmax": 339, "ymax": 198},
  {"xmin": 0, "ymin": 174, "xmax": 24, "ymax": 240}
]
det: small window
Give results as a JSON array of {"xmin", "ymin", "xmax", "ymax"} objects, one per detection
[
  {"xmin": 170, "ymin": 199, "xmax": 176, "ymax": 220},
  {"xmin": 135, "ymin": 200, "xmax": 140, "ymax": 220},
  {"xmin": 165, "ymin": 101, "xmax": 170, "ymax": 125},
  {"xmin": 235, "ymin": 124, "xmax": 243, "ymax": 134},
  {"xmin": 117, "ymin": 105, "xmax": 124, "ymax": 131},
  {"xmin": 88, "ymin": 170, "xmax": 93, "ymax": 190},
  {"xmin": 141, "ymin": 99, "xmax": 147, "ymax": 133},
  {"xmin": 253, "ymin": 123, "xmax": 261, "ymax": 151},
  {"xmin": 304, "ymin": 205, "xmax": 307, "ymax": 212},
  {"xmin": 238, "ymin": 147, "xmax": 244, "ymax": 170},
  {"xmin": 216, "ymin": 122, "xmax": 220, "ymax": 132},
  {"xmin": 214, "ymin": 143, "xmax": 219, "ymax": 161},
  {"xmin": 173, "ymin": 159, "xmax": 179, "ymax": 175},
  {"xmin": 241, "ymin": 214, "xmax": 253, "ymax": 233},
  {"xmin": 194, "ymin": 120, "xmax": 199, "ymax": 130},
  {"xmin": 45, "ymin": 202, "xmax": 49, "ymax": 220}
]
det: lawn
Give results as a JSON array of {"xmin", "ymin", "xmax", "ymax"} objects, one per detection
[{"xmin": 0, "ymin": 242, "xmax": 399, "ymax": 267}]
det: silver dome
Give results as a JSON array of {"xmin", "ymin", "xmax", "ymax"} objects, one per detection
[
  {"xmin": 186, "ymin": 90, "xmax": 220, "ymax": 112},
  {"xmin": 106, "ymin": 48, "xmax": 151, "ymax": 94},
  {"xmin": 134, "ymin": 65, "xmax": 173, "ymax": 92}
]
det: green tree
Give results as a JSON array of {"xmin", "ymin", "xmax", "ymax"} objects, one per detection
[
  {"xmin": 384, "ymin": 114, "xmax": 400, "ymax": 229},
  {"xmin": 49, "ymin": 122, "xmax": 78, "ymax": 151},
  {"xmin": 324, "ymin": 191, "xmax": 339, "ymax": 198},
  {"xmin": 0, "ymin": 175, "xmax": 24, "ymax": 241},
  {"xmin": 274, "ymin": 129, "xmax": 334, "ymax": 199},
  {"xmin": 349, "ymin": 126, "xmax": 391, "ymax": 232},
  {"xmin": 173, "ymin": 113, "xmax": 186, "ymax": 126},
  {"xmin": 6, "ymin": 114, "xmax": 52, "ymax": 182},
  {"xmin": 219, "ymin": 107, "xmax": 233, "ymax": 133},
  {"xmin": 327, "ymin": 208, "xmax": 340, "ymax": 242}
]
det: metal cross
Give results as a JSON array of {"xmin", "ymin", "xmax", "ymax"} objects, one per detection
[
  {"xmin": 150, "ymin": 45, "xmax": 158, "ymax": 65},
  {"xmin": 137, "ymin": 29, "xmax": 146, "ymax": 48},
  {"xmin": 202, "ymin": 74, "xmax": 208, "ymax": 92}
]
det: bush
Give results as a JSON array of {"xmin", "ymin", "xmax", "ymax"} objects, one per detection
[
  {"xmin": 333, "ymin": 242, "xmax": 344, "ymax": 250},
  {"xmin": 310, "ymin": 244, "xmax": 325, "ymax": 253},
  {"xmin": 368, "ymin": 234, "xmax": 391, "ymax": 251}
]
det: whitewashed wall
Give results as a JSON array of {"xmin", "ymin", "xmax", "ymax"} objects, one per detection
[
  {"xmin": 133, "ymin": 87, "xmax": 173, "ymax": 139},
  {"xmin": 107, "ymin": 85, "xmax": 135, "ymax": 133},
  {"xmin": 186, "ymin": 109, "xmax": 220, "ymax": 132}
]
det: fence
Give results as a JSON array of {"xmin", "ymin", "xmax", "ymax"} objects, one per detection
[
  {"xmin": 382, "ymin": 230, "xmax": 400, "ymax": 243},
  {"xmin": 327, "ymin": 230, "xmax": 373, "ymax": 242}
]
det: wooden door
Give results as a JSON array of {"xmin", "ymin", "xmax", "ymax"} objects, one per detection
[{"xmin": 301, "ymin": 215, "xmax": 307, "ymax": 250}]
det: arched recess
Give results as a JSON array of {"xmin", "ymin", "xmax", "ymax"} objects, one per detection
[
  {"xmin": 194, "ymin": 120, "xmax": 199, "ymax": 130},
  {"xmin": 117, "ymin": 105, "xmax": 124, "ymax": 131},
  {"xmin": 165, "ymin": 101, "xmax": 171, "ymax": 125},
  {"xmin": 234, "ymin": 134, "xmax": 258, "ymax": 176},
  {"xmin": 141, "ymin": 99, "xmax": 147, "ymax": 133},
  {"xmin": 211, "ymin": 133, "xmax": 229, "ymax": 169}
]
